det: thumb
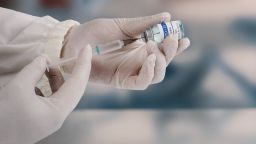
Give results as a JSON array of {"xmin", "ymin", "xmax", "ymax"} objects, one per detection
[
  {"xmin": 50, "ymin": 45, "xmax": 92, "ymax": 114},
  {"xmin": 16, "ymin": 56, "xmax": 47, "ymax": 88},
  {"xmin": 114, "ymin": 12, "xmax": 171, "ymax": 38}
]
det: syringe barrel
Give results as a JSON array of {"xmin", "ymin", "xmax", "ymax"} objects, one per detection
[
  {"xmin": 47, "ymin": 40, "xmax": 124, "ymax": 68},
  {"xmin": 93, "ymin": 40, "xmax": 124, "ymax": 55}
]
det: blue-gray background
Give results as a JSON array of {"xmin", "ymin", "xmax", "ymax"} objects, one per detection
[
  {"xmin": 2, "ymin": 0, "xmax": 256, "ymax": 109},
  {"xmin": 2, "ymin": 0, "xmax": 256, "ymax": 143}
]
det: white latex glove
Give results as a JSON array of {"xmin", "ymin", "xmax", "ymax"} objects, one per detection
[
  {"xmin": 62, "ymin": 12, "xmax": 190, "ymax": 90},
  {"xmin": 0, "ymin": 45, "xmax": 92, "ymax": 144}
]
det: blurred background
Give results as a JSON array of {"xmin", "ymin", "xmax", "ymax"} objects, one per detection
[{"xmin": 1, "ymin": 0, "xmax": 256, "ymax": 143}]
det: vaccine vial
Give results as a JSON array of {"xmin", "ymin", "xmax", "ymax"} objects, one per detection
[{"xmin": 141, "ymin": 20, "xmax": 185, "ymax": 43}]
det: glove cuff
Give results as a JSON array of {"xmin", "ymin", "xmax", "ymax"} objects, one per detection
[
  {"xmin": 34, "ymin": 16, "xmax": 79, "ymax": 96},
  {"xmin": 41, "ymin": 16, "xmax": 80, "ymax": 61}
]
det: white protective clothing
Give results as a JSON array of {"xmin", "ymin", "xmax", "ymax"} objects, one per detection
[
  {"xmin": 0, "ymin": 46, "xmax": 92, "ymax": 144},
  {"xmin": 0, "ymin": 7, "xmax": 79, "ymax": 95},
  {"xmin": 62, "ymin": 12, "xmax": 190, "ymax": 90}
]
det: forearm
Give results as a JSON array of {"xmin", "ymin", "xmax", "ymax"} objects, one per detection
[{"xmin": 0, "ymin": 7, "xmax": 79, "ymax": 74}]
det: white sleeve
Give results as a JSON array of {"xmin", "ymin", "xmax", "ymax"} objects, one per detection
[{"xmin": 0, "ymin": 7, "xmax": 79, "ymax": 75}]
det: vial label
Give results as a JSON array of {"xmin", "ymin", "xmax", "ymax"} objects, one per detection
[
  {"xmin": 161, "ymin": 22, "xmax": 169, "ymax": 38},
  {"xmin": 144, "ymin": 21, "xmax": 185, "ymax": 43}
]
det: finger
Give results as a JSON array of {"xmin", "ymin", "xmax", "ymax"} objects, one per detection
[
  {"xmin": 146, "ymin": 41, "xmax": 167, "ymax": 84},
  {"xmin": 45, "ymin": 68, "xmax": 64, "ymax": 93},
  {"xmin": 176, "ymin": 38, "xmax": 190, "ymax": 56},
  {"xmin": 114, "ymin": 12, "xmax": 171, "ymax": 38},
  {"xmin": 122, "ymin": 54, "xmax": 156, "ymax": 90},
  {"xmin": 161, "ymin": 35, "xmax": 179, "ymax": 65},
  {"xmin": 50, "ymin": 45, "xmax": 92, "ymax": 114},
  {"xmin": 35, "ymin": 87, "xmax": 44, "ymax": 97},
  {"xmin": 16, "ymin": 56, "xmax": 47, "ymax": 88}
]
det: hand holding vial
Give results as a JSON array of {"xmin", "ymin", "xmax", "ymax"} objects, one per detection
[{"xmin": 60, "ymin": 12, "xmax": 190, "ymax": 89}]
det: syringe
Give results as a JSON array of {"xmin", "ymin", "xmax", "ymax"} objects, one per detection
[
  {"xmin": 47, "ymin": 20, "xmax": 185, "ymax": 68},
  {"xmin": 47, "ymin": 40, "xmax": 124, "ymax": 68}
]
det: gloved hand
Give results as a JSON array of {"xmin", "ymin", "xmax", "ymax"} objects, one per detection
[
  {"xmin": 62, "ymin": 12, "xmax": 190, "ymax": 90},
  {"xmin": 0, "ymin": 45, "xmax": 92, "ymax": 144}
]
